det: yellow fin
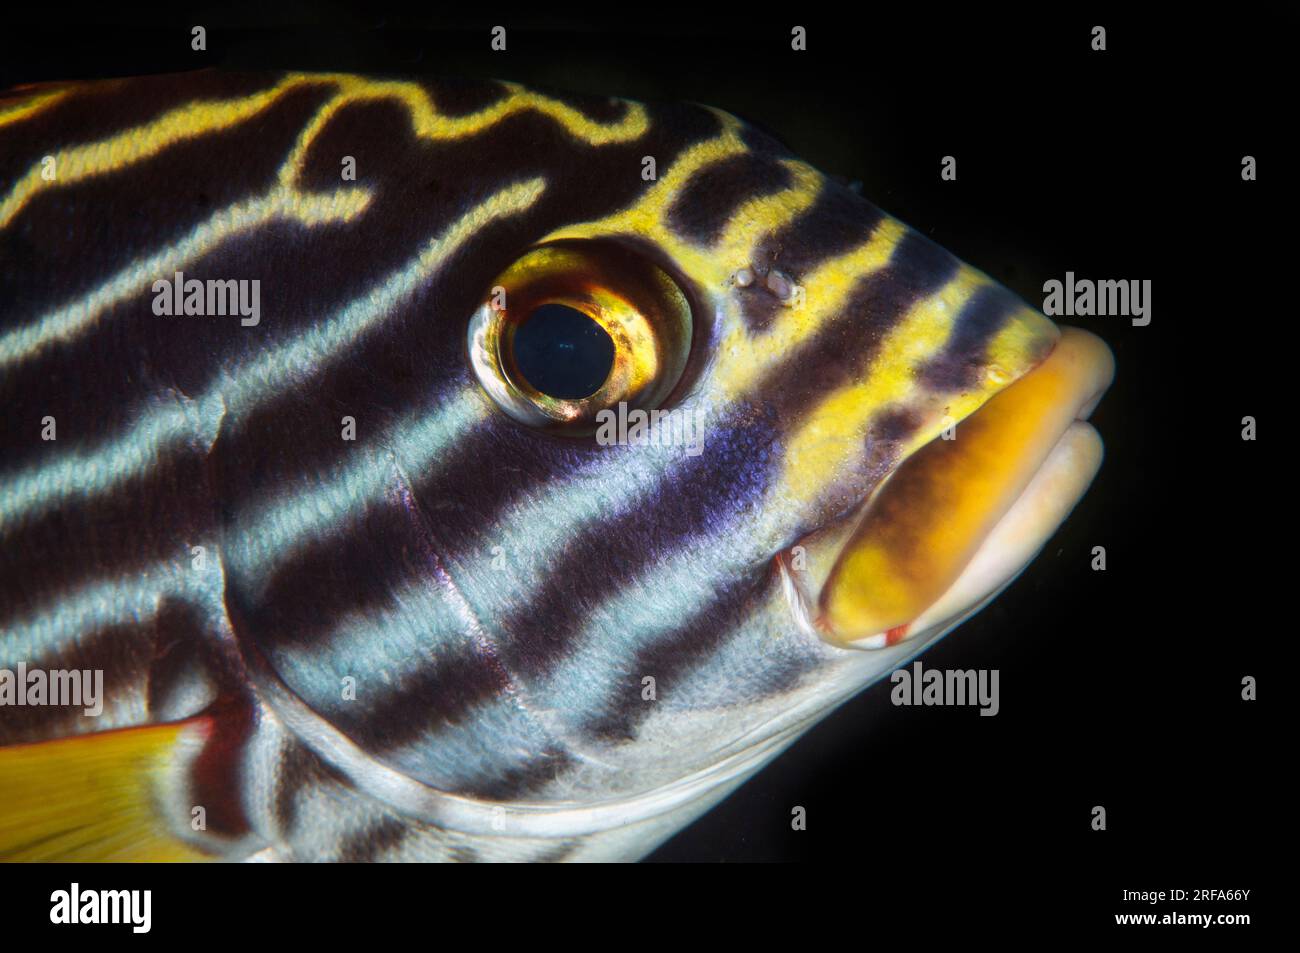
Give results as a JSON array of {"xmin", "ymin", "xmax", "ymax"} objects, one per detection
[{"xmin": 0, "ymin": 720, "xmax": 213, "ymax": 862}]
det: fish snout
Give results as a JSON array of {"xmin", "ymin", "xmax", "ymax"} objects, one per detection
[{"xmin": 782, "ymin": 326, "xmax": 1115, "ymax": 648}]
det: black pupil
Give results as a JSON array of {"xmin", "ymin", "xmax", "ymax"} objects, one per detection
[{"xmin": 513, "ymin": 303, "xmax": 616, "ymax": 400}]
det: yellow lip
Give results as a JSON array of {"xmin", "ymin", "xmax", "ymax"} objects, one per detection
[{"xmin": 815, "ymin": 326, "xmax": 1115, "ymax": 646}]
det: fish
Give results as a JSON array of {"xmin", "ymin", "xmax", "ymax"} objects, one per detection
[{"xmin": 0, "ymin": 70, "xmax": 1114, "ymax": 862}]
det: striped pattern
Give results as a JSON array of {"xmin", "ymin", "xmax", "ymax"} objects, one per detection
[{"xmin": 0, "ymin": 71, "xmax": 1057, "ymax": 861}]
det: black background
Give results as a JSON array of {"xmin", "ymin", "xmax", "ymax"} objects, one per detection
[{"xmin": 0, "ymin": 1, "xmax": 1282, "ymax": 932}]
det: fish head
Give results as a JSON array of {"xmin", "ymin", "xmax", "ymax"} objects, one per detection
[{"xmin": 228, "ymin": 79, "xmax": 1113, "ymax": 845}]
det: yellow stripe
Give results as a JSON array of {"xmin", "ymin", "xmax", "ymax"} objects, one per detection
[
  {"xmin": 277, "ymin": 76, "xmax": 648, "ymax": 188},
  {"xmin": 0, "ymin": 76, "xmax": 311, "ymax": 229},
  {"xmin": 540, "ymin": 110, "xmax": 823, "ymax": 277},
  {"xmin": 544, "ymin": 111, "xmax": 751, "ymax": 240},
  {"xmin": 0, "ymin": 86, "xmax": 73, "ymax": 129},
  {"xmin": 777, "ymin": 268, "xmax": 985, "ymax": 506},
  {"xmin": 713, "ymin": 160, "xmax": 822, "ymax": 260},
  {"xmin": 712, "ymin": 217, "xmax": 907, "ymax": 398},
  {"xmin": 777, "ymin": 275, "xmax": 1057, "ymax": 511},
  {"xmin": 1, "ymin": 72, "xmax": 648, "ymax": 230}
]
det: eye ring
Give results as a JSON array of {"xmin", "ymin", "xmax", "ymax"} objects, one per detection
[{"xmin": 468, "ymin": 241, "xmax": 693, "ymax": 434}]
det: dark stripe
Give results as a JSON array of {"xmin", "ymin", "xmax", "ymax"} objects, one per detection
[
  {"xmin": 242, "ymin": 510, "xmax": 575, "ymax": 798},
  {"xmin": 756, "ymin": 183, "xmax": 888, "ymax": 278},
  {"xmin": 582, "ymin": 572, "xmax": 769, "ymax": 742},
  {"xmin": 500, "ymin": 406, "xmax": 783, "ymax": 678},
  {"xmin": 739, "ymin": 120, "xmax": 794, "ymax": 158},
  {"xmin": 336, "ymin": 815, "xmax": 410, "ymax": 862},
  {"xmin": 0, "ymin": 444, "xmax": 214, "ymax": 630},
  {"xmin": 917, "ymin": 282, "xmax": 1026, "ymax": 391},
  {"xmin": 319, "ymin": 641, "xmax": 513, "ymax": 753},
  {"xmin": 231, "ymin": 479, "xmax": 449, "ymax": 654},
  {"xmin": 458, "ymin": 746, "xmax": 573, "ymax": 801},
  {"xmin": 410, "ymin": 77, "xmax": 511, "ymax": 118},
  {"xmin": 871, "ymin": 405, "xmax": 926, "ymax": 443},
  {"xmin": 585, "ymin": 573, "xmax": 825, "ymax": 743},
  {"xmin": 0, "ymin": 618, "xmax": 153, "ymax": 745},
  {"xmin": 750, "ymin": 230, "xmax": 962, "ymax": 425},
  {"xmin": 0, "ymin": 84, "xmax": 339, "ymax": 478},
  {"xmin": 741, "ymin": 184, "xmax": 888, "ymax": 333},
  {"xmin": 667, "ymin": 154, "xmax": 793, "ymax": 246},
  {"xmin": 235, "ymin": 417, "xmax": 598, "ymax": 655},
  {"xmin": 273, "ymin": 737, "xmax": 347, "ymax": 838}
]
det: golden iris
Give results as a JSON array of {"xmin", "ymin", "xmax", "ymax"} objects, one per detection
[{"xmin": 468, "ymin": 241, "xmax": 693, "ymax": 433}]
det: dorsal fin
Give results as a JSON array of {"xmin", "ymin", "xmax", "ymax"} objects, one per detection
[{"xmin": 0, "ymin": 719, "xmax": 214, "ymax": 861}]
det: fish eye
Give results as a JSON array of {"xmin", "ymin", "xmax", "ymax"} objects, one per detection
[
  {"xmin": 512, "ymin": 303, "xmax": 616, "ymax": 400},
  {"xmin": 468, "ymin": 241, "xmax": 693, "ymax": 433}
]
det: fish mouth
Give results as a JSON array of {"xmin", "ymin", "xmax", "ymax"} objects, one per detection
[{"xmin": 778, "ymin": 326, "xmax": 1115, "ymax": 649}]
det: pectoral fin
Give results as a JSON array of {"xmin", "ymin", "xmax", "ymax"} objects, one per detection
[{"xmin": 0, "ymin": 719, "xmax": 213, "ymax": 862}]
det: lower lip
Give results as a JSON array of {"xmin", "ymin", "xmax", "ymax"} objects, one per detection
[
  {"xmin": 875, "ymin": 417, "xmax": 1104, "ymax": 648},
  {"xmin": 778, "ymin": 417, "xmax": 1103, "ymax": 651}
]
